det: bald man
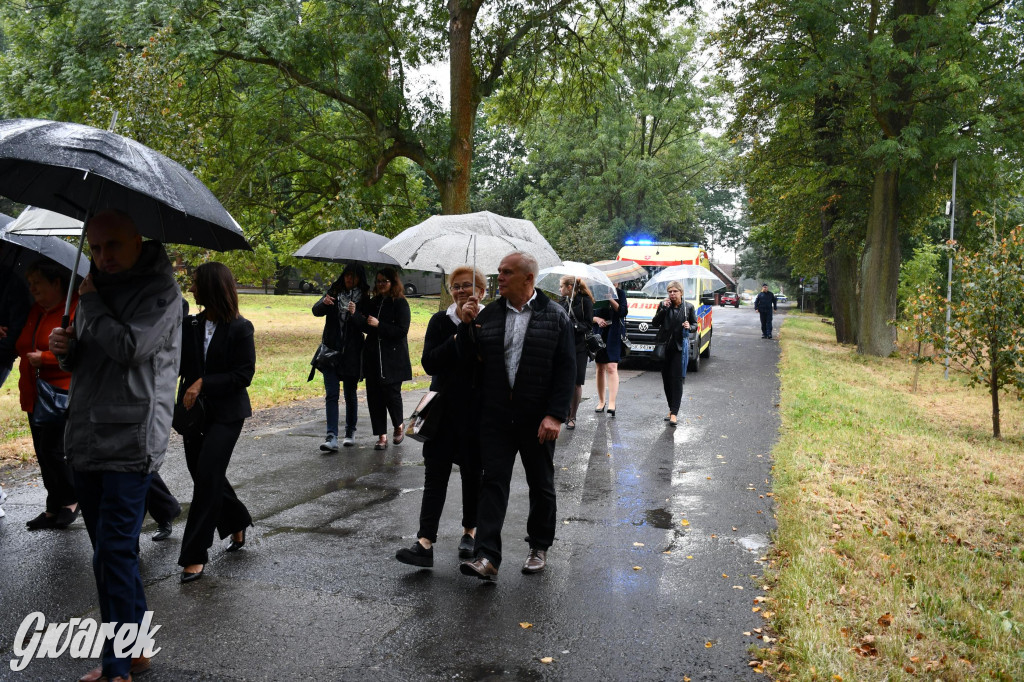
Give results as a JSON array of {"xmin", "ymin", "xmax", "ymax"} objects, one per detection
[{"xmin": 51, "ymin": 209, "xmax": 182, "ymax": 682}]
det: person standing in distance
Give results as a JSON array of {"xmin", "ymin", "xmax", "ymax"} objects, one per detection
[
  {"xmin": 50, "ymin": 210, "xmax": 181, "ymax": 682},
  {"xmin": 754, "ymin": 283, "xmax": 778, "ymax": 339},
  {"xmin": 457, "ymin": 251, "xmax": 576, "ymax": 581}
]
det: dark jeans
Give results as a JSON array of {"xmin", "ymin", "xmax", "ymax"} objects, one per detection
[
  {"xmin": 759, "ymin": 312, "xmax": 774, "ymax": 338},
  {"xmin": 146, "ymin": 472, "xmax": 181, "ymax": 525},
  {"xmin": 178, "ymin": 420, "xmax": 252, "ymax": 566},
  {"xmin": 323, "ymin": 367, "xmax": 359, "ymax": 437},
  {"xmin": 29, "ymin": 420, "xmax": 76, "ymax": 511},
  {"xmin": 474, "ymin": 421, "xmax": 557, "ymax": 568},
  {"xmin": 73, "ymin": 469, "xmax": 152, "ymax": 680},
  {"xmin": 366, "ymin": 378, "xmax": 403, "ymax": 436},
  {"xmin": 417, "ymin": 443, "xmax": 482, "ymax": 544}
]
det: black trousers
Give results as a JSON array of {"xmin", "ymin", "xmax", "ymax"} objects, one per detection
[
  {"xmin": 29, "ymin": 420, "xmax": 76, "ymax": 511},
  {"xmin": 146, "ymin": 472, "xmax": 180, "ymax": 525},
  {"xmin": 366, "ymin": 378, "xmax": 403, "ymax": 435},
  {"xmin": 759, "ymin": 312, "xmax": 774, "ymax": 338},
  {"xmin": 417, "ymin": 439, "xmax": 482, "ymax": 544},
  {"xmin": 178, "ymin": 420, "xmax": 252, "ymax": 566},
  {"xmin": 661, "ymin": 347, "xmax": 684, "ymax": 415},
  {"xmin": 474, "ymin": 420, "xmax": 557, "ymax": 568}
]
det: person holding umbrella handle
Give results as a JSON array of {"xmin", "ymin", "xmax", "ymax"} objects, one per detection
[{"xmin": 651, "ymin": 281, "xmax": 697, "ymax": 427}]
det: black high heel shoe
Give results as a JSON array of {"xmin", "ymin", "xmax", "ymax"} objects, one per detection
[
  {"xmin": 607, "ymin": 408, "xmax": 616, "ymax": 417},
  {"xmin": 594, "ymin": 405, "xmax": 606, "ymax": 413},
  {"xmin": 226, "ymin": 528, "xmax": 246, "ymax": 552},
  {"xmin": 180, "ymin": 566, "xmax": 204, "ymax": 583}
]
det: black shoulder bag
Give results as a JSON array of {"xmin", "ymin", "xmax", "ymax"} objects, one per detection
[{"xmin": 172, "ymin": 315, "xmax": 208, "ymax": 439}]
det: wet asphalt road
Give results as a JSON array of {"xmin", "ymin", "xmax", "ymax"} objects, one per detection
[{"xmin": 0, "ymin": 305, "xmax": 785, "ymax": 681}]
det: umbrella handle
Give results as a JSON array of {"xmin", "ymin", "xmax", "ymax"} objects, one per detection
[{"xmin": 63, "ymin": 176, "xmax": 105, "ymax": 328}]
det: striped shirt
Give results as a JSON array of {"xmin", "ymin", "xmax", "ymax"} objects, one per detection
[{"xmin": 504, "ymin": 290, "xmax": 537, "ymax": 388}]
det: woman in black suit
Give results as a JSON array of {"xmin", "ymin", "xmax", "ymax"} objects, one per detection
[
  {"xmin": 651, "ymin": 280, "xmax": 697, "ymax": 427},
  {"xmin": 362, "ymin": 267, "xmax": 412, "ymax": 450},
  {"xmin": 395, "ymin": 266, "xmax": 484, "ymax": 567},
  {"xmin": 558, "ymin": 276, "xmax": 594, "ymax": 429},
  {"xmin": 177, "ymin": 262, "xmax": 256, "ymax": 583}
]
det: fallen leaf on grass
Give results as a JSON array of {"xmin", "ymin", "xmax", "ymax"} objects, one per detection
[
  {"xmin": 877, "ymin": 613, "xmax": 893, "ymax": 628},
  {"xmin": 519, "ymin": 622, "xmax": 533, "ymax": 629}
]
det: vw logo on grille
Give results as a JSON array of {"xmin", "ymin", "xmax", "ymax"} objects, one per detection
[{"xmin": 638, "ymin": 322, "xmax": 649, "ymax": 332}]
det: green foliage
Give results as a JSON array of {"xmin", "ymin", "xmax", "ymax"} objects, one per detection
[
  {"xmin": 944, "ymin": 214, "xmax": 1024, "ymax": 437},
  {"xmin": 898, "ymin": 242, "xmax": 943, "ymax": 319}
]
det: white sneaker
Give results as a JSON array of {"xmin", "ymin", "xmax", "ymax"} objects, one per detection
[
  {"xmin": 342, "ymin": 435, "xmax": 355, "ymax": 447},
  {"xmin": 320, "ymin": 435, "xmax": 339, "ymax": 452},
  {"xmin": 0, "ymin": 485, "xmax": 6, "ymax": 518}
]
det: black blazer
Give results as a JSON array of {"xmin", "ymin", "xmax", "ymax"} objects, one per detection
[{"xmin": 178, "ymin": 313, "xmax": 256, "ymax": 423}]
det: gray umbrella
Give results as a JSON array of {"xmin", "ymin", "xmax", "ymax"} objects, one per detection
[
  {"xmin": 293, "ymin": 229, "xmax": 399, "ymax": 265},
  {"xmin": 0, "ymin": 210, "xmax": 90, "ymax": 277},
  {"xmin": 0, "ymin": 118, "xmax": 249, "ymax": 252}
]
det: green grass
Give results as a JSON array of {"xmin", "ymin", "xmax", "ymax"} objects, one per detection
[
  {"xmin": 762, "ymin": 315, "xmax": 1024, "ymax": 680},
  {"xmin": 0, "ymin": 293, "xmax": 439, "ymax": 461}
]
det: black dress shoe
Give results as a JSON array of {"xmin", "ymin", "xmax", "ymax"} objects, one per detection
[
  {"xmin": 26, "ymin": 511, "xmax": 58, "ymax": 530},
  {"xmin": 152, "ymin": 520, "xmax": 172, "ymax": 541},
  {"xmin": 522, "ymin": 548, "xmax": 547, "ymax": 574},
  {"xmin": 395, "ymin": 541, "xmax": 434, "ymax": 567},
  {"xmin": 459, "ymin": 557, "xmax": 498, "ymax": 581},
  {"xmin": 53, "ymin": 506, "xmax": 79, "ymax": 529},
  {"xmin": 180, "ymin": 567, "xmax": 204, "ymax": 583},
  {"xmin": 226, "ymin": 528, "xmax": 246, "ymax": 552},
  {"xmin": 457, "ymin": 534, "xmax": 475, "ymax": 559}
]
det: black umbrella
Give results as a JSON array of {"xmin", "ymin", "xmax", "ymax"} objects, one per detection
[
  {"xmin": 0, "ymin": 118, "xmax": 249, "ymax": 252},
  {"xmin": 0, "ymin": 209, "xmax": 90, "ymax": 277},
  {"xmin": 293, "ymin": 229, "xmax": 399, "ymax": 266}
]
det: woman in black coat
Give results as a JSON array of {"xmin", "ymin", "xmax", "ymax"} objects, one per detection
[
  {"xmin": 558, "ymin": 276, "xmax": 594, "ymax": 429},
  {"xmin": 650, "ymin": 280, "xmax": 697, "ymax": 427},
  {"xmin": 592, "ymin": 285, "xmax": 628, "ymax": 416},
  {"xmin": 362, "ymin": 267, "xmax": 413, "ymax": 450},
  {"xmin": 177, "ymin": 262, "xmax": 256, "ymax": 583},
  {"xmin": 394, "ymin": 266, "xmax": 484, "ymax": 567},
  {"xmin": 312, "ymin": 264, "xmax": 370, "ymax": 451}
]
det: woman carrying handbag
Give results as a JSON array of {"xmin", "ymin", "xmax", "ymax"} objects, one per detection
[
  {"xmin": 650, "ymin": 280, "xmax": 697, "ymax": 427},
  {"xmin": 558, "ymin": 276, "xmax": 594, "ymax": 429},
  {"xmin": 177, "ymin": 262, "xmax": 256, "ymax": 583},
  {"xmin": 592, "ymin": 285, "xmax": 628, "ymax": 417},
  {"xmin": 394, "ymin": 266, "xmax": 484, "ymax": 567},
  {"xmin": 15, "ymin": 261, "xmax": 79, "ymax": 530},
  {"xmin": 361, "ymin": 267, "xmax": 413, "ymax": 451}
]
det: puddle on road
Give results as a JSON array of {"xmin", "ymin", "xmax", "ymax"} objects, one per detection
[
  {"xmin": 737, "ymin": 534, "xmax": 771, "ymax": 552},
  {"xmin": 639, "ymin": 507, "xmax": 674, "ymax": 529}
]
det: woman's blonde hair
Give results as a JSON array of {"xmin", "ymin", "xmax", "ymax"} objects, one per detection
[
  {"xmin": 560, "ymin": 275, "xmax": 594, "ymax": 302},
  {"xmin": 666, "ymin": 280, "xmax": 684, "ymax": 294},
  {"xmin": 448, "ymin": 266, "xmax": 486, "ymax": 294}
]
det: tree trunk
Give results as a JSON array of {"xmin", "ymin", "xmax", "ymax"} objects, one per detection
[
  {"xmin": 990, "ymin": 348, "xmax": 1001, "ymax": 439},
  {"xmin": 446, "ymin": 0, "xmax": 480, "ymax": 216},
  {"xmin": 822, "ymin": 212, "xmax": 860, "ymax": 344},
  {"xmin": 858, "ymin": 169, "xmax": 901, "ymax": 356}
]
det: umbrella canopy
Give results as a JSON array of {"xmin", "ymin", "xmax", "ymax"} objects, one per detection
[
  {"xmin": 536, "ymin": 261, "xmax": 617, "ymax": 301},
  {"xmin": 590, "ymin": 259, "xmax": 647, "ymax": 284},
  {"xmin": 293, "ymin": 229, "xmax": 399, "ymax": 266},
  {"xmin": 640, "ymin": 264, "xmax": 725, "ymax": 299},
  {"xmin": 380, "ymin": 211, "xmax": 560, "ymax": 275},
  {"xmin": 0, "ymin": 118, "xmax": 249, "ymax": 252},
  {"xmin": 0, "ymin": 210, "xmax": 90, "ymax": 277}
]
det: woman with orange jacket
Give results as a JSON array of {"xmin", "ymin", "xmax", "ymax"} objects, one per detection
[{"xmin": 15, "ymin": 260, "xmax": 79, "ymax": 530}]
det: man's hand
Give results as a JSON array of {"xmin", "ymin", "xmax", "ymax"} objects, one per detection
[
  {"xmin": 461, "ymin": 296, "xmax": 480, "ymax": 322},
  {"xmin": 538, "ymin": 415, "xmax": 561, "ymax": 443},
  {"xmin": 79, "ymin": 274, "xmax": 96, "ymax": 296},
  {"xmin": 49, "ymin": 326, "xmax": 75, "ymax": 355},
  {"xmin": 183, "ymin": 378, "xmax": 203, "ymax": 410},
  {"xmin": 26, "ymin": 350, "xmax": 44, "ymax": 368}
]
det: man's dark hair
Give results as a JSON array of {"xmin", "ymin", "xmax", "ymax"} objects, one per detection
[{"xmin": 194, "ymin": 262, "xmax": 239, "ymax": 323}]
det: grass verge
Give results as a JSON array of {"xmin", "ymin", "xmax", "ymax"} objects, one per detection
[
  {"xmin": 761, "ymin": 314, "xmax": 1024, "ymax": 680},
  {"xmin": 0, "ymin": 293, "xmax": 438, "ymax": 464}
]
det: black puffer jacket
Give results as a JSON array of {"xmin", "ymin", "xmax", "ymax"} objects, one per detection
[{"xmin": 459, "ymin": 289, "xmax": 575, "ymax": 430}]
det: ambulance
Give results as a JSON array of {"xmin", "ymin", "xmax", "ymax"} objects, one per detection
[{"xmin": 617, "ymin": 241, "xmax": 714, "ymax": 371}]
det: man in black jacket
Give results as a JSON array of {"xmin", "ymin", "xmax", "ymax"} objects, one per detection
[
  {"xmin": 457, "ymin": 251, "xmax": 576, "ymax": 581},
  {"xmin": 753, "ymin": 284, "xmax": 778, "ymax": 339}
]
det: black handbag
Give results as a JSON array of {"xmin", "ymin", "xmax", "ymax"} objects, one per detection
[
  {"xmin": 585, "ymin": 332, "xmax": 606, "ymax": 354},
  {"xmin": 405, "ymin": 391, "xmax": 441, "ymax": 443},
  {"xmin": 31, "ymin": 372, "xmax": 69, "ymax": 425},
  {"xmin": 172, "ymin": 389, "xmax": 208, "ymax": 439},
  {"xmin": 307, "ymin": 343, "xmax": 340, "ymax": 381},
  {"xmin": 651, "ymin": 342, "xmax": 667, "ymax": 362}
]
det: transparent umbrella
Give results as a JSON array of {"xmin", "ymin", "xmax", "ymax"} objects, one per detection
[
  {"xmin": 0, "ymin": 208, "xmax": 90, "ymax": 277},
  {"xmin": 640, "ymin": 264, "xmax": 724, "ymax": 298},
  {"xmin": 536, "ymin": 261, "xmax": 617, "ymax": 301}
]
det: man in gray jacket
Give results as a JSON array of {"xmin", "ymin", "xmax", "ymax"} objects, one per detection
[{"xmin": 50, "ymin": 209, "xmax": 181, "ymax": 682}]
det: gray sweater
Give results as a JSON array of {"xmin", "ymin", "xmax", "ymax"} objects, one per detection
[{"xmin": 58, "ymin": 242, "xmax": 182, "ymax": 473}]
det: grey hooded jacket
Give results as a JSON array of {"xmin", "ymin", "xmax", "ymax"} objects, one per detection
[{"xmin": 58, "ymin": 242, "xmax": 182, "ymax": 473}]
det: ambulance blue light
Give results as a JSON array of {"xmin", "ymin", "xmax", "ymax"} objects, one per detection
[
  {"xmin": 624, "ymin": 239, "xmax": 636, "ymax": 245},
  {"xmin": 637, "ymin": 239, "xmax": 653, "ymax": 245}
]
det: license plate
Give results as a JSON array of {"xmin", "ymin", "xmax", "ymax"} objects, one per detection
[{"xmin": 633, "ymin": 344, "xmax": 655, "ymax": 352}]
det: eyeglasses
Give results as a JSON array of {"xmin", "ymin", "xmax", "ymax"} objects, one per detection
[
  {"xmin": 451, "ymin": 283, "xmax": 476, "ymax": 291},
  {"xmin": 375, "ymin": 279, "xmax": 389, "ymax": 285}
]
